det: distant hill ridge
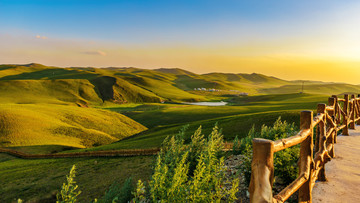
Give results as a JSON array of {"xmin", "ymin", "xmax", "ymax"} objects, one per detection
[{"xmin": 1, "ymin": 63, "xmax": 360, "ymax": 105}]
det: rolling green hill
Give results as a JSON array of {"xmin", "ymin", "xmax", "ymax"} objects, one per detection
[
  {"xmin": 2, "ymin": 63, "xmax": 360, "ymax": 104},
  {"xmin": 260, "ymin": 83, "xmax": 360, "ymax": 95},
  {"xmin": 1, "ymin": 63, "xmax": 359, "ymax": 149},
  {"xmin": 78, "ymin": 93, "xmax": 328, "ymax": 151},
  {"xmin": 0, "ymin": 64, "xmax": 162, "ymax": 105},
  {"xmin": 0, "ymin": 104, "xmax": 147, "ymax": 148}
]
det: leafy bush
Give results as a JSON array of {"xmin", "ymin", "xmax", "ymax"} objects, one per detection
[
  {"xmin": 232, "ymin": 135, "xmax": 241, "ymax": 155},
  {"xmin": 57, "ymin": 165, "xmax": 81, "ymax": 203},
  {"xmin": 97, "ymin": 177, "xmax": 133, "ymax": 203},
  {"xmin": 237, "ymin": 117, "xmax": 299, "ymax": 186},
  {"xmin": 134, "ymin": 124, "xmax": 239, "ymax": 202},
  {"xmin": 132, "ymin": 180, "xmax": 147, "ymax": 203}
]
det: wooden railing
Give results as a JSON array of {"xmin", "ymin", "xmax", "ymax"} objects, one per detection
[
  {"xmin": 0, "ymin": 148, "xmax": 161, "ymax": 158},
  {"xmin": 0, "ymin": 143, "xmax": 235, "ymax": 159},
  {"xmin": 249, "ymin": 94, "xmax": 360, "ymax": 203}
]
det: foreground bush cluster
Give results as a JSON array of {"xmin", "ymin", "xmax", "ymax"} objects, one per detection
[
  {"xmin": 18, "ymin": 117, "xmax": 298, "ymax": 203},
  {"xmin": 234, "ymin": 118, "xmax": 299, "ymax": 187}
]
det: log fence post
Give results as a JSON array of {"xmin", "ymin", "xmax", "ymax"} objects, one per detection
[
  {"xmin": 249, "ymin": 138, "xmax": 275, "ymax": 203},
  {"xmin": 342, "ymin": 94, "xmax": 349, "ymax": 136},
  {"xmin": 298, "ymin": 111, "xmax": 314, "ymax": 203},
  {"xmin": 331, "ymin": 95, "xmax": 340, "ymax": 126},
  {"xmin": 316, "ymin": 104, "xmax": 327, "ymax": 182},
  {"xmin": 357, "ymin": 94, "xmax": 360, "ymax": 125},
  {"xmin": 327, "ymin": 97, "xmax": 336, "ymax": 158},
  {"xmin": 331, "ymin": 96, "xmax": 338, "ymax": 143},
  {"xmin": 350, "ymin": 95, "xmax": 356, "ymax": 129}
]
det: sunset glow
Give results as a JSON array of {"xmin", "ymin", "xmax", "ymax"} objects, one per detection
[{"xmin": 1, "ymin": 0, "xmax": 360, "ymax": 83}]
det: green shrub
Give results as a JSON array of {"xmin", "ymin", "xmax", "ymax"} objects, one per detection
[
  {"xmin": 135, "ymin": 124, "xmax": 239, "ymax": 202},
  {"xmin": 57, "ymin": 165, "xmax": 81, "ymax": 203},
  {"xmin": 237, "ymin": 117, "xmax": 299, "ymax": 186},
  {"xmin": 232, "ymin": 135, "xmax": 241, "ymax": 155},
  {"xmin": 97, "ymin": 177, "xmax": 133, "ymax": 203},
  {"xmin": 132, "ymin": 180, "xmax": 147, "ymax": 203}
]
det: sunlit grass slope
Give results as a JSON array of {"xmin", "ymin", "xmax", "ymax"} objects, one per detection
[
  {"xmin": 261, "ymin": 83, "xmax": 360, "ymax": 95},
  {"xmin": 0, "ymin": 104, "xmax": 147, "ymax": 148},
  {"xmin": 113, "ymin": 68, "xmax": 206, "ymax": 101},
  {"xmin": 0, "ymin": 64, "xmax": 162, "ymax": 104},
  {"xmin": 2, "ymin": 63, "xmax": 359, "ymax": 103},
  {"xmin": 85, "ymin": 93, "xmax": 328, "ymax": 151},
  {"xmin": 0, "ymin": 79, "xmax": 102, "ymax": 105}
]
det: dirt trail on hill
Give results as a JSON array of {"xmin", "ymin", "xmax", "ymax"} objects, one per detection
[{"xmin": 312, "ymin": 127, "xmax": 360, "ymax": 203}]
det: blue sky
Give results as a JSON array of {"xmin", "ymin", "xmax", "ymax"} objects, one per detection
[
  {"xmin": 1, "ymin": 0, "xmax": 360, "ymax": 83},
  {"xmin": 0, "ymin": 0, "xmax": 350, "ymax": 43}
]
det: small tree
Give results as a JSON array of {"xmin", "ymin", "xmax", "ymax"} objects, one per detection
[
  {"xmin": 57, "ymin": 165, "xmax": 81, "ymax": 203},
  {"xmin": 132, "ymin": 180, "xmax": 146, "ymax": 203}
]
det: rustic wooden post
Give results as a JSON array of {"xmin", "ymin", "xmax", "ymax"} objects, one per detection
[
  {"xmin": 356, "ymin": 94, "xmax": 360, "ymax": 125},
  {"xmin": 331, "ymin": 95, "xmax": 339, "ymax": 124},
  {"xmin": 350, "ymin": 95, "xmax": 356, "ymax": 129},
  {"xmin": 249, "ymin": 138, "xmax": 274, "ymax": 203},
  {"xmin": 328, "ymin": 97, "xmax": 336, "ymax": 158},
  {"xmin": 316, "ymin": 104, "xmax": 327, "ymax": 182},
  {"xmin": 342, "ymin": 94, "xmax": 349, "ymax": 136},
  {"xmin": 331, "ymin": 96, "xmax": 338, "ymax": 143},
  {"xmin": 315, "ymin": 103, "xmax": 325, "ymax": 153},
  {"xmin": 298, "ymin": 111, "xmax": 314, "ymax": 203}
]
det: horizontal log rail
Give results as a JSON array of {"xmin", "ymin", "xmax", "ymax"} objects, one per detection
[
  {"xmin": 250, "ymin": 94, "xmax": 360, "ymax": 203},
  {"xmin": 0, "ymin": 142, "xmax": 235, "ymax": 159},
  {"xmin": 0, "ymin": 147, "xmax": 161, "ymax": 158}
]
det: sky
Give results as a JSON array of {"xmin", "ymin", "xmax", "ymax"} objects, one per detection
[{"xmin": 1, "ymin": 0, "xmax": 360, "ymax": 83}]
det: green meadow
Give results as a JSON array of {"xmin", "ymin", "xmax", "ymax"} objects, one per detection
[
  {"xmin": 0, "ymin": 63, "xmax": 359, "ymax": 201},
  {"xmin": 0, "ymin": 153, "xmax": 153, "ymax": 202}
]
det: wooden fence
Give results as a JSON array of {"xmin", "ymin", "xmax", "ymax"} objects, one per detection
[
  {"xmin": 0, "ymin": 143, "xmax": 235, "ymax": 159},
  {"xmin": 249, "ymin": 94, "xmax": 360, "ymax": 203},
  {"xmin": 0, "ymin": 148, "xmax": 161, "ymax": 158}
]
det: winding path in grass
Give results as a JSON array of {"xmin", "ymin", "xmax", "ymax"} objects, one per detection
[{"xmin": 312, "ymin": 127, "xmax": 360, "ymax": 202}]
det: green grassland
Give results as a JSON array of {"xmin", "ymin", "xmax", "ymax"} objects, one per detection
[
  {"xmin": 0, "ymin": 104, "xmax": 147, "ymax": 148},
  {"xmin": 0, "ymin": 92, "xmax": 326, "ymax": 202},
  {"xmin": 1, "ymin": 63, "xmax": 359, "ymax": 202},
  {"xmin": 0, "ymin": 153, "xmax": 153, "ymax": 202},
  {"xmin": 84, "ymin": 93, "xmax": 328, "ymax": 151},
  {"xmin": 1, "ymin": 63, "xmax": 360, "ymax": 105}
]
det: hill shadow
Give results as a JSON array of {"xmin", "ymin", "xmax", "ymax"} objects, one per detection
[
  {"xmin": 0, "ymin": 68, "xmax": 99, "ymax": 80},
  {"xmin": 90, "ymin": 76, "xmax": 117, "ymax": 102}
]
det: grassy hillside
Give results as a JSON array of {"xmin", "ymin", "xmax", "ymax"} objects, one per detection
[
  {"xmin": 0, "ymin": 63, "xmax": 357, "ymax": 149},
  {"xmin": 0, "ymin": 104, "xmax": 147, "ymax": 148},
  {"xmin": 83, "ymin": 93, "xmax": 328, "ymax": 151},
  {"xmin": 0, "ymin": 153, "xmax": 153, "ymax": 202},
  {"xmin": 2, "ymin": 63, "xmax": 359, "ymax": 104},
  {"xmin": 260, "ymin": 83, "xmax": 360, "ymax": 95},
  {"xmin": 0, "ymin": 79, "xmax": 103, "ymax": 105},
  {"xmin": 0, "ymin": 64, "xmax": 162, "ymax": 105}
]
